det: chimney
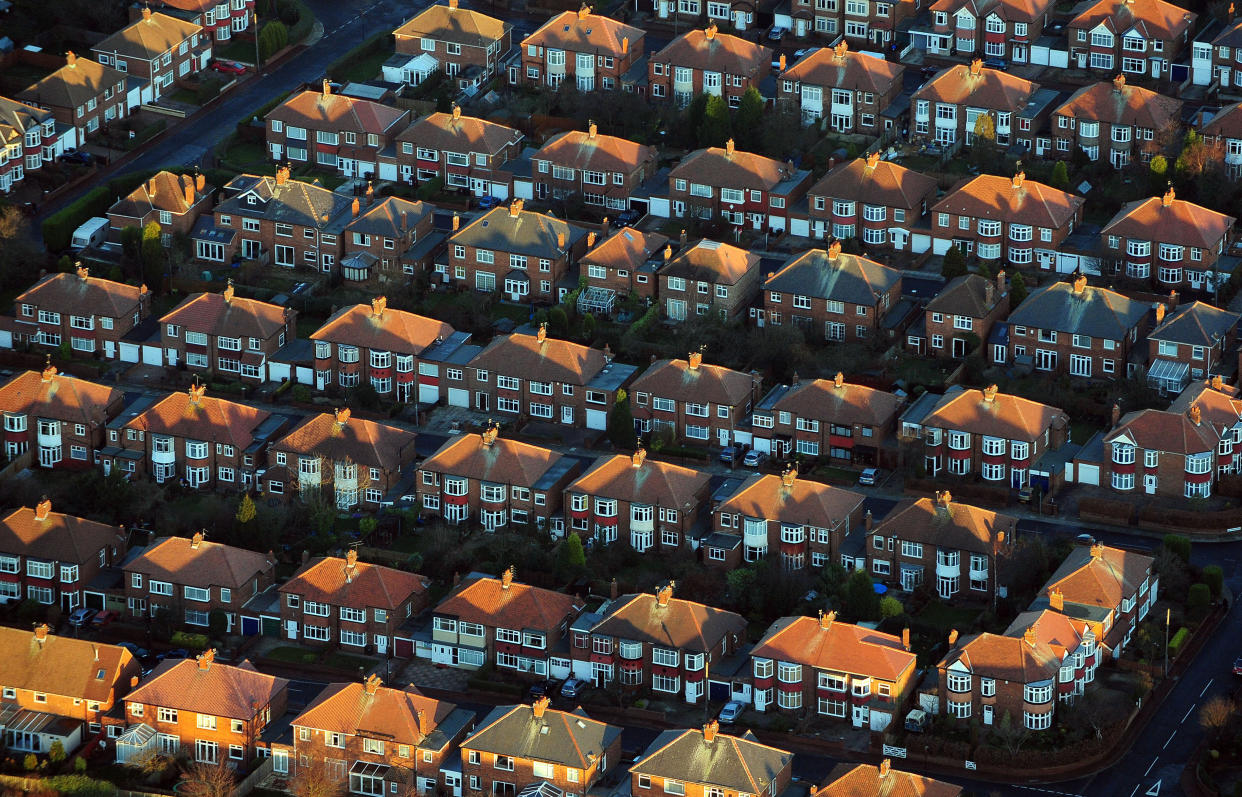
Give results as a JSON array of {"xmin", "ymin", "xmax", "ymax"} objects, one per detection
[
  {"xmin": 131, "ymin": 675, "xmax": 139, "ymax": 688},
  {"xmin": 791, "ymin": 371, "xmax": 799, "ymax": 385},
  {"xmin": 223, "ymin": 279, "xmax": 235, "ymax": 304},
  {"xmin": 588, "ymin": 121, "xmax": 598, "ymax": 139},
  {"xmin": 364, "ymin": 673, "xmax": 382, "ymax": 695},
  {"xmin": 996, "ymin": 269, "xmax": 1006, "ymax": 296},
  {"xmin": 352, "ymin": 197, "xmax": 361, "ymax": 218},
  {"xmin": 366, "ymin": 181, "xmax": 374, "ymax": 205},
  {"xmin": 191, "ymin": 531, "xmax": 204, "ymax": 549},
  {"xmin": 1023, "ymin": 625, "xmax": 1037, "ymax": 647},
  {"xmin": 197, "ymin": 648, "xmax": 215, "ymax": 670},
  {"xmin": 835, "ymin": 41, "xmax": 848, "ymax": 58},
  {"xmin": 610, "ymin": 578, "xmax": 618, "ymax": 599},
  {"xmin": 587, "ymin": 231, "xmax": 597, "ymax": 249},
  {"xmin": 345, "ymin": 548, "xmax": 359, "ymax": 577},
  {"xmin": 725, "ymin": 138, "xmax": 735, "ymax": 158},
  {"xmin": 937, "ymin": 490, "xmax": 952, "ymax": 507},
  {"xmin": 664, "ymin": 244, "xmax": 673, "ymax": 261},
  {"xmin": 557, "ymin": 231, "xmax": 566, "ymax": 249},
  {"xmin": 982, "ymin": 384, "xmax": 998, "ymax": 403},
  {"xmin": 969, "ymin": 58, "xmax": 982, "ymax": 76},
  {"xmin": 985, "ymin": 278, "xmax": 996, "ymax": 306},
  {"xmin": 451, "ymin": 104, "xmax": 462, "ymax": 121},
  {"xmin": 778, "ymin": 54, "xmax": 786, "ymax": 71},
  {"xmin": 509, "ymin": 198, "xmax": 524, "ymax": 217},
  {"xmin": 188, "ymin": 383, "xmax": 206, "ymax": 406},
  {"xmin": 948, "ymin": 628, "xmax": 959, "ymax": 645},
  {"xmin": 34, "ymin": 624, "xmax": 50, "ymax": 644},
  {"xmin": 622, "ymin": 37, "xmax": 629, "ymax": 54},
  {"xmin": 196, "ymin": 173, "xmax": 205, "ymax": 192},
  {"xmin": 688, "ymin": 350, "xmax": 702, "ymax": 370},
  {"xmin": 827, "ymin": 240, "xmax": 842, "ymax": 260},
  {"xmin": 184, "ymin": 182, "xmax": 195, "ymax": 207},
  {"xmin": 781, "ymin": 466, "xmax": 797, "ymax": 488},
  {"xmin": 1168, "ymin": 290, "xmax": 1179, "ymax": 309},
  {"xmin": 481, "ymin": 424, "xmax": 498, "ymax": 447},
  {"xmin": 276, "ymin": 166, "xmax": 289, "ymax": 186},
  {"xmin": 1190, "ymin": 404, "xmax": 1202, "ymax": 425},
  {"xmin": 501, "ymin": 565, "xmax": 516, "ymax": 590},
  {"xmin": 532, "ymin": 695, "xmax": 551, "ymax": 718},
  {"xmin": 901, "ymin": 628, "xmax": 910, "ymax": 651},
  {"xmin": 601, "ymin": 217, "xmax": 610, "ymax": 236},
  {"xmin": 1113, "ymin": 73, "xmax": 1125, "ymax": 92},
  {"xmin": 452, "ymin": 213, "xmax": 461, "ymax": 232},
  {"xmin": 536, "ymin": 322, "xmax": 548, "ymax": 345},
  {"xmin": 864, "ymin": 509, "xmax": 873, "ymax": 531},
  {"xmin": 1072, "ymin": 274, "xmax": 1087, "ymax": 294},
  {"xmin": 657, "ymin": 583, "xmax": 674, "ymax": 606},
  {"xmin": 578, "ymin": 3, "xmax": 590, "ymax": 19},
  {"xmin": 371, "ymin": 296, "xmax": 387, "ymax": 318},
  {"xmin": 603, "ymin": 343, "xmax": 613, "ymax": 362},
  {"xmin": 449, "ymin": 0, "xmax": 458, "ymax": 8},
  {"xmin": 1155, "ymin": 303, "xmax": 1166, "ymax": 325},
  {"xmin": 40, "ymin": 361, "xmax": 57, "ymax": 382},
  {"xmin": 417, "ymin": 709, "xmax": 429, "ymax": 738},
  {"xmin": 833, "ymin": 371, "xmax": 844, "ymax": 389},
  {"xmin": 865, "ymin": 151, "xmax": 880, "ymax": 170},
  {"xmin": 335, "ymin": 407, "xmax": 351, "ymax": 428},
  {"xmin": 322, "ymin": 78, "xmax": 331, "ymax": 98},
  {"xmin": 142, "ymin": 5, "xmax": 152, "ymax": 21},
  {"xmin": 818, "ymin": 610, "xmax": 835, "ymax": 630},
  {"xmin": 705, "ymin": 23, "xmax": 717, "ymax": 39},
  {"xmin": 702, "ymin": 720, "xmax": 719, "ymax": 743},
  {"xmin": 879, "ymin": 759, "xmax": 891, "ymax": 778},
  {"xmin": 1012, "ymin": 170, "xmax": 1025, "ymax": 190},
  {"xmin": 66, "ymin": 50, "xmax": 76, "ymax": 67},
  {"xmin": 1111, "ymin": 402, "xmax": 1121, "ymax": 428},
  {"xmin": 1090, "ymin": 542, "xmax": 1104, "ymax": 559},
  {"xmin": 1049, "ymin": 588, "xmax": 1064, "ymax": 612},
  {"xmin": 631, "ymin": 447, "xmax": 646, "ymax": 468},
  {"xmin": 1162, "ymin": 186, "xmax": 1175, "ymax": 207},
  {"xmin": 1211, "ymin": 375, "xmax": 1224, "ymax": 391}
]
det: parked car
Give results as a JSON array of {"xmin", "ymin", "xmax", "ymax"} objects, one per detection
[
  {"xmin": 527, "ymin": 679, "xmax": 558, "ymax": 699},
  {"xmin": 68, "ymin": 607, "xmax": 97, "ymax": 627},
  {"xmin": 560, "ymin": 678, "xmax": 586, "ymax": 699},
  {"xmin": 476, "ymin": 195, "xmax": 502, "ymax": 210},
  {"xmin": 742, "ymin": 450, "xmax": 766, "ymax": 468},
  {"xmin": 1234, "ymin": 657, "xmax": 1242, "ymax": 676},
  {"xmin": 92, "ymin": 609, "xmax": 118, "ymax": 626},
  {"xmin": 616, "ymin": 208, "xmax": 641, "ymax": 226},
  {"xmin": 983, "ymin": 57, "xmax": 1007, "ymax": 70},
  {"xmin": 718, "ymin": 700, "xmax": 744, "ymax": 724},
  {"xmin": 57, "ymin": 149, "xmax": 92, "ymax": 165},
  {"xmin": 210, "ymin": 59, "xmax": 248, "ymax": 75},
  {"xmin": 116, "ymin": 641, "xmax": 151, "ymax": 660},
  {"xmin": 858, "ymin": 467, "xmax": 879, "ymax": 486},
  {"xmin": 158, "ymin": 648, "xmax": 190, "ymax": 661},
  {"xmin": 720, "ymin": 446, "xmax": 740, "ymax": 465},
  {"xmin": 767, "ymin": 26, "xmax": 787, "ymax": 41},
  {"xmin": 1017, "ymin": 484, "xmax": 1036, "ymax": 503}
]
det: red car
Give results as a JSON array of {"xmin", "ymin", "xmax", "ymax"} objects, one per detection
[
  {"xmin": 92, "ymin": 609, "xmax": 118, "ymax": 626},
  {"xmin": 210, "ymin": 60, "xmax": 248, "ymax": 75}
]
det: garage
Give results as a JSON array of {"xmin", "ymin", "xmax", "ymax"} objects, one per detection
[
  {"xmin": 1077, "ymin": 463, "xmax": 1100, "ymax": 486},
  {"xmin": 585, "ymin": 409, "xmax": 607, "ymax": 430},
  {"xmin": 141, "ymin": 345, "xmax": 162, "ymax": 366},
  {"xmin": 448, "ymin": 387, "xmax": 469, "ymax": 408}
]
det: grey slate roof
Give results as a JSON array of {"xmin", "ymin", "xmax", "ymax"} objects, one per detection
[
  {"xmin": 1149, "ymin": 301, "xmax": 1238, "ymax": 348},
  {"xmin": 764, "ymin": 249, "xmax": 900, "ymax": 305},
  {"xmin": 451, "ymin": 206, "xmax": 588, "ymax": 259},
  {"xmin": 463, "ymin": 704, "xmax": 621, "ymax": 769},
  {"xmin": 633, "ymin": 727, "xmax": 792, "ymax": 794},
  {"xmin": 216, "ymin": 174, "xmax": 353, "ymax": 233},
  {"xmin": 1006, "ymin": 280, "xmax": 1147, "ymax": 340}
]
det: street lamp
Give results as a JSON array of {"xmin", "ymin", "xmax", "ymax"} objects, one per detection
[{"xmin": 253, "ymin": 11, "xmax": 261, "ymax": 72}]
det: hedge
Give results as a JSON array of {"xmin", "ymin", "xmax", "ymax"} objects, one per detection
[
  {"xmin": 236, "ymin": 89, "xmax": 293, "ymax": 135},
  {"xmin": 170, "ymin": 631, "xmax": 210, "ymax": 649},
  {"xmin": 279, "ymin": 0, "xmax": 315, "ymax": 44},
  {"xmin": 1169, "ymin": 627, "xmax": 1190, "ymax": 657},
  {"xmin": 326, "ymin": 31, "xmax": 391, "ymax": 82}
]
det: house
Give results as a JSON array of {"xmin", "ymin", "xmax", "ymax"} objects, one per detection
[
  {"xmin": 159, "ymin": 282, "xmax": 293, "ymax": 381},
  {"xmin": 448, "ymin": 200, "xmax": 590, "ymax": 304},
  {"xmin": 309, "ymin": 297, "xmax": 456, "ymax": 402},
  {"xmin": 867, "ymin": 491, "xmax": 1015, "ymax": 598},
  {"xmin": 666, "ymin": 139, "xmax": 811, "ymax": 232},
  {"xmin": 565, "ymin": 449, "xmax": 712, "ymax": 551},
  {"xmin": 17, "ymin": 52, "xmax": 127, "ymax": 141},
  {"xmin": 936, "ymin": 626, "xmax": 1061, "ymax": 730},
  {"xmin": 1145, "ymin": 301, "xmax": 1239, "ymax": 393},
  {"xmin": 266, "ymin": 408, "xmax": 418, "ymax": 509},
  {"xmin": 910, "ymin": 272, "xmax": 1010, "ymax": 358},
  {"xmin": 777, "ymin": 43, "xmax": 904, "ymax": 132},
  {"xmin": 531, "ymin": 123, "xmax": 655, "ymax": 212},
  {"xmin": 12, "ymin": 266, "xmax": 150, "ymax": 360},
  {"xmin": 519, "ymin": 6, "xmax": 645, "ymax": 92},
  {"xmin": 0, "ymin": 499, "xmax": 127, "ymax": 611},
  {"xmin": 465, "ymin": 325, "xmax": 636, "ymax": 430},
  {"xmin": 395, "ymin": 107, "xmax": 524, "ymax": 198},
  {"xmin": 430, "ymin": 567, "xmax": 583, "ymax": 675},
  {"xmin": 783, "ymin": 0, "xmax": 916, "ymax": 46},
  {"xmin": 394, "ymin": 0, "xmax": 512, "ymax": 85},
  {"xmin": 119, "ymin": 651, "xmax": 288, "ymax": 765},
  {"xmin": 648, "ymin": 25, "xmax": 771, "ymax": 107},
  {"xmin": 0, "ymin": 365, "xmax": 125, "ymax": 468},
  {"xmin": 1067, "ymin": 0, "xmax": 1196, "ymax": 78},
  {"xmin": 572, "ymin": 585, "xmax": 746, "ymax": 702},
  {"xmin": 761, "ymin": 242, "xmax": 902, "ymax": 342},
  {"xmin": 1102, "ymin": 404, "xmax": 1219, "ymax": 498},
  {"xmin": 1005, "ymin": 608, "xmax": 1099, "ymax": 700},
  {"xmin": 193, "ymin": 168, "xmax": 354, "ymax": 267},
  {"xmin": 750, "ymin": 372, "xmax": 901, "ymax": 463},
  {"xmin": 283, "ymin": 675, "xmax": 476, "ymax": 795},
  {"xmin": 919, "ymin": 384, "xmax": 1069, "ymax": 486},
  {"xmin": 1202, "ymin": 101, "xmax": 1242, "ymax": 177},
  {"xmin": 0, "ymin": 95, "xmax": 71, "ymax": 194},
  {"xmin": 931, "ymin": 172, "xmax": 1084, "ymax": 270},
  {"xmin": 459, "ymin": 700, "xmax": 623, "ymax": 797},
  {"xmin": 630, "ymin": 352, "xmax": 760, "ymax": 447},
  {"xmin": 804, "ymin": 153, "xmax": 938, "ymax": 251},
  {"xmin": 1210, "ymin": 19, "xmax": 1242, "ymax": 93},
  {"xmin": 340, "ymin": 192, "xmax": 436, "ymax": 283},
  {"xmin": 1168, "ymin": 377, "xmax": 1242, "ymax": 474},
  {"xmin": 1036, "ymin": 542, "xmax": 1157, "ymax": 658},
  {"xmin": 749, "ymin": 612, "xmax": 917, "ymax": 730},
  {"xmin": 659, "ymin": 239, "xmax": 761, "ymax": 322},
  {"xmin": 1052, "ymin": 76, "xmax": 1181, "ymax": 169},
  {"xmin": 101, "ymin": 384, "xmax": 286, "ymax": 487},
  {"xmin": 819, "ymin": 760, "xmax": 962, "ymax": 797},
  {"xmin": 578, "ymin": 226, "xmax": 669, "ymax": 312},
  {"xmin": 265, "ymin": 81, "xmax": 410, "ymax": 181},
  {"xmin": 709, "ymin": 468, "xmax": 865, "ymax": 570},
  {"xmin": 123, "ymin": 532, "xmax": 275, "ymax": 631},
  {"xmin": 927, "ymin": 0, "xmax": 1054, "ymax": 63},
  {"xmin": 150, "ymin": 0, "xmax": 255, "ymax": 42},
  {"xmin": 630, "ymin": 723, "xmax": 793, "ymax": 797},
  {"xmin": 1100, "ymin": 187, "xmax": 1235, "ymax": 290},
  {"xmin": 998, "ymin": 274, "xmax": 1148, "ymax": 377},
  {"xmin": 91, "ymin": 8, "xmax": 208, "ymax": 103},
  {"xmin": 279, "ymin": 550, "xmax": 431, "ymax": 654},
  {"xmin": 0, "ymin": 625, "xmax": 140, "ymax": 751},
  {"xmin": 416, "ymin": 425, "xmax": 580, "ymax": 531},
  {"xmin": 107, "ymin": 171, "xmax": 215, "ymax": 244},
  {"xmin": 910, "ymin": 60, "xmax": 1039, "ymax": 148}
]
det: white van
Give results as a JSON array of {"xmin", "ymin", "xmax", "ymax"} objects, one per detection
[{"xmin": 71, "ymin": 217, "xmax": 109, "ymax": 251}]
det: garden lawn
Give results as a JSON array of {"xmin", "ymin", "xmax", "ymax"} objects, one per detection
[
  {"xmin": 264, "ymin": 646, "xmax": 317, "ymax": 664},
  {"xmin": 323, "ymin": 651, "xmax": 377, "ymax": 672},
  {"xmin": 915, "ymin": 601, "xmax": 982, "ymax": 637}
]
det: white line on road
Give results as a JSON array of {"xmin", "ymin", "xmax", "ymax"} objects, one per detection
[
  {"xmin": 1145, "ymin": 758, "xmax": 1158, "ymax": 776},
  {"xmin": 1129, "ymin": 785, "xmax": 1140, "ymax": 797},
  {"xmin": 1163, "ymin": 731, "xmax": 1177, "ymax": 749},
  {"xmin": 1201, "ymin": 678, "xmax": 1215, "ymax": 697},
  {"xmin": 1182, "ymin": 705, "xmax": 1196, "ymax": 724}
]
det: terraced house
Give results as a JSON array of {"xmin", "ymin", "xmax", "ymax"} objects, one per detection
[
  {"xmin": 394, "ymin": 0, "xmax": 512, "ymax": 83},
  {"xmin": 279, "ymin": 550, "xmax": 431, "ymax": 654},
  {"xmin": 565, "ymin": 449, "xmax": 711, "ymax": 551},
  {"xmin": 648, "ymin": 25, "xmax": 771, "ymax": 107},
  {"xmin": 17, "ymin": 52, "xmax": 127, "ymax": 141},
  {"xmin": 519, "ymin": 6, "xmax": 644, "ymax": 91},
  {"xmin": 659, "ymin": 239, "xmax": 761, "ymax": 322},
  {"xmin": 466, "ymin": 325, "xmax": 637, "ymax": 429},
  {"xmin": 749, "ymin": 372, "xmax": 902, "ymax": 463},
  {"xmin": 91, "ymin": 8, "xmax": 207, "ymax": 103},
  {"xmin": 431, "ymin": 568, "xmax": 583, "ymax": 674},
  {"xmin": 1051, "ymin": 76, "xmax": 1182, "ymax": 168},
  {"xmin": 159, "ymin": 282, "xmax": 293, "ymax": 381},
  {"xmin": 911, "ymin": 60, "xmax": 1039, "ymax": 148},
  {"xmin": 1100, "ymin": 187, "xmax": 1235, "ymax": 290},
  {"xmin": 802, "ymin": 153, "xmax": 938, "ymax": 251},
  {"xmin": 0, "ymin": 499, "xmax": 127, "ymax": 611},
  {"xmin": 927, "ymin": 0, "xmax": 1054, "ymax": 63},
  {"xmin": 571, "ymin": 585, "xmax": 746, "ymax": 700},
  {"xmin": 760, "ymin": 243, "xmax": 902, "ymax": 341},
  {"xmin": 709, "ymin": 468, "xmax": 865, "ymax": 570},
  {"xmin": 265, "ymin": 81, "xmax": 410, "ymax": 181},
  {"xmin": 630, "ymin": 352, "xmax": 760, "ymax": 447},
  {"xmin": 666, "ymin": 139, "xmax": 811, "ymax": 232},
  {"xmin": 931, "ymin": 171, "xmax": 1084, "ymax": 270},
  {"xmin": 416, "ymin": 426, "xmax": 580, "ymax": 530},
  {"xmin": 0, "ymin": 366, "xmax": 124, "ymax": 468},
  {"xmin": 749, "ymin": 612, "xmax": 916, "ymax": 730},
  {"xmin": 395, "ymin": 107, "xmax": 524, "ymax": 198},
  {"xmin": 12, "ymin": 266, "xmax": 150, "ymax": 360},
  {"xmin": 778, "ymin": 43, "xmax": 904, "ymax": 132},
  {"xmin": 266, "ymin": 408, "xmax": 418, "ymax": 509},
  {"xmin": 1067, "ymin": 0, "xmax": 1196, "ymax": 78},
  {"xmin": 531, "ymin": 123, "xmax": 655, "ymax": 211},
  {"xmin": 309, "ymin": 298, "xmax": 457, "ymax": 402}
]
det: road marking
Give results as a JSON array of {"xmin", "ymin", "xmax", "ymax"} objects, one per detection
[
  {"xmin": 1162, "ymin": 731, "xmax": 1176, "ymax": 749},
  {"xmin": 1128, "ymin": 785, "xmax": 1140, "ymax": 797},
  {"xmin": 1144, "ymin": 758, "xmax": 1158, "ymax": 776},
  {"xmin": 1013, "ymin": 788, "xmax": 1081, "ymax": 797},
  {"xmin": 1182, "ymin": 705, "xmax": 1195, "ymax": 724},
  {"xmin": 1146, "ymin": 779, "xmax": 1161, "ymax": 796},
  {"xmin": 1201, "ymin": 679, "xmax": 1214, "ymax": 697}
]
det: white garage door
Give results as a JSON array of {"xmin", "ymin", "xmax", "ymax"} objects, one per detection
[
  {"xmin": 447, "ymin": 388, "xmax": 469, "ymax": 408},
  {"xmin": 1077, "ymin": 464, "xmax": 1100, "ymax": 486},
  {"xmin": 585, "ymin": 409, "xmax": 607, "ymax": 430},
  {"xmin": 141, "ymin": 345, "xmax": 162, "ymax": 366}
]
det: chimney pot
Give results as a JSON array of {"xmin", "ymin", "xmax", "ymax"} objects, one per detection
[
  {"xmin": 725, "ymin": 138, "xmax": 735, "ymax": 157},
  {"xmin": 1155, "ymin": 303, "xmax": 1166, "ymax": 325},
  {"xmin": 197, "ymin": 648, "xmax": 215, "ymax": 670},
  {"xmin": 657, "ymin": 582, "xmax": 674, "ymax": 606},
  {"xmin": 1162, "ymin": 186, "xmax": 1175, "ymax": 207},
  {"xmin": 501, "ymin": 565, "xmax": 516, "ymax": 590},
  {"xmin": 631, "ymin": 447, "xmax": 647, "ymax": 468},
  {"xmin": 1049, "ymin": 588, "xmax": 1064, "ymax": 612},
  {"xmin": 864, "ymin": 509, "xmax": 873, "ymax": 531},
  {"xmin": 901, "ymin": 628, "xmax": 910, "ymax": 651},
  {"xmin": 532, "ymin": 695, "xmax": 551, "ymax": 718},
  {"xmin": 34, "ymin": 623, "xmax": 49, "ymax": 641},
  {"xmin": 702, "ymin": 720, "xmax": 719, "ymax": 743},
  {"xmin": 818, "ymin": 610, "xmax": 835, "ymax": 630},
  {"xmin": 688, "ymin": 350, "xmax": 702, "ymax": 370},
  {"xmin": 948, "ymin": 628, "xmax": 959, "ymax": 645}
]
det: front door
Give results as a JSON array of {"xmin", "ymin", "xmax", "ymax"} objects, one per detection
[
  {"xmin": 476, "ymin": 392, "xmax": 489, "ymax": 411},
  {"xmin": 718, "ymin": 428, "xmax": 730, "ymax": 446},
  {"xmin": 375, "ymin": 635, "xmax": 388, "ymax": 655},
  {"xmin": 445, "ymin": 773, "xmax": 462, "ymax": 797},
  {"xmin": 242, "ymin": 239, "xmax": 261, "ymax": 259},
  {"xmin": 39, "ymin": 446, "xmax": 59, "ymax": 468},
  {"xmin": 561, "ymin": 405, "xmax": 573, "ymax": 425},
  {"xmin": 166, "ymin": 348, "xmax": 179, "ymax": 366},
  {"xmin": 851, "ymin": 705, "xmax": 869, "ymax": 728},
  {"xmin": 285, "ymin": 620, "xmax": 298, "ymax": 640},
  {"xmin": 1144, "ymin": 474, "xmax": 1157, "ymax": 494},
  {"xmin": 952, "ymin": 337, "xmax": 969, "ymax": 358},
  {"xmin": 471, "ymin": 178, "xmax": 486, "ymax": 197},
  {"xmin": 342, "ymin": 159, "xmax": 355, "ymax": 177},
  {"xmin": 983, "ymin": 704, "xmax": 994, "ymax": 725}
]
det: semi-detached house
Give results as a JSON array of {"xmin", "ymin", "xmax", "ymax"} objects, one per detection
[
  {"xmin": 630, "ymin": 723, "xmax": 793, "ymax": 797},
  {"xmin": 394, "ymin": 0, "xmax": 512, "ymax": 84},
  {"xmin": 0, "ymin": 366, "xmax": 125, "ymax": 469},
  {"xmin": 911, "ymin": 60, "xmax": 1038, "ymax": 149},
  {"xmin": 1100, "ymin": 187, "xmax": 1235, "ymax": 291},
  {"xmin": 927, "ymin": 0, "xmax": 1054, "ymax": 63},
  {"xmin": 750, "ymin": 373, "xmax": 902, "ymax": 463},
  {"xmin": 760, "ymin": 242, "xmax": 902, "ymax": 342},
  {"xmin": 0, "ymin": 96, "xmax": 72, "ymax": 194},
  {"xmin": 802, "ymin": 153, "xmax": 937, "ymax": 251},
  {"xmin": 778, "ymin": 43, "xmax": 904, "ymax": 132},
  {"xmin": 519, "ymin": 6, "xmax": 644, "ymax": 92},
  {"xmin": 630, "ymin": 352, "xmax": 760, "ymax": 447},
  {"xmin": 1067, "ymin": 0, "xmax": 1196, "ymax": 78},
  {"xmin": 13, "ymin": 266, "xmax": 150, "ymax": 360},
  {"xmin": 92, "ymin": 9, "xmax": 207, "ymax": 103},
  {"xmin": 159, "ymin": 282, "xmax": 293, "ymax": 381},
  {"xmin": 1051, "ymin": 76, "xmax": 1182, "ymax": 169},
  {"xmin": 17, "ymin": 53, "xmax": 127, "ymax": 142},
  {"xmin": 648, "ymin": 25, "xmax": 771, "ymax": 107},
  {"xmin": 395, "ymin": 107, "xmax": 524, "ymax": 199},
  {"xmin": 665, "ymin": 139, "xmax": 811, "ymax": 232}
]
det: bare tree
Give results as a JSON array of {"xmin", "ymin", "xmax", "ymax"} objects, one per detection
[
  {"xmin": 1200, "ymin": 694, "xmax": 1235, "ymax": 740},
  {"xmin": 179, "ymin": 759, "xmax": 235, "ymax": 797},
  {"xmin": 1059, "ymin": 689, "xmax": 1128, "ymax": 741},
  {"xmin": 990, "ymin": 710, "xmax": 1031, "ymax": 755},
  {"xmin": 288, "ymin": 759, "xmax": 347, "ymax": 797}
]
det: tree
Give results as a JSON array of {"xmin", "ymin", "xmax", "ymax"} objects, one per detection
[
  {"xmin": 1009, "ymin": 271, "xmax": 1028, "ymax": 306},
  {"xmin": 548, "ymin": 307, "xmax": 568, "ymax": 336},
  {"xmin": 0, "ymin": 206, "xmax": 44, "ymax": 291},
  {"xmin": 879, "ymin": 595, "xmax": 904, "ymax": 619},
  {"xmin": 973, "ymin": 113, "xmax": 996, "ymax": 144},
  {"xmin": 607, "ymin": 389, "xmax": 638, "ymax": 450},
  {"xmin": 288, "ymin": 758, "xmax": 347, "ymax": 797},
  {"xmin": 941, "ymin": 245, "xmax": 967, "ymax": 279},
  {"xmin": 1175, "ymin": 129, "xmax": 1225, "ymax": 179},
  {"xmin": 258, "ymin": 20, "xmax": 289, "ymax": 60},
  {"xmin": 48, "ymin": 740, "xmax": 66, "ymax": 764},
  {"xmin": 685, "ymin": 94, "xmax": 710, "ymax": 147},
  {"xmin": 236, "ymin": 493, "xmax": 256, "ymax": 525},
  {"xmin": 1203, "ymin": 565, "xmax": 1224, "ymax": 598},
  {"xmin": 1059, "ymin": 688, "xmax": 1127, "ymax": 741},
  {"xmin": 1200, "ymin": 695, "xmax": 1235, "ymax": 741},
  {"xmin": 141, "ymin": 221, "xmax": 164, "ymax": 291},
  {"xmin": 180, "ymin": 759, "xmax": 235, "ymax": 797},
  {"xmin": 732, "ymin": 87, "xmax": 764, "ymax": 149},
  {"xmin": 991, "ymin": 710, "xmax": 1031, "ymax": 755},
  {"xmin": 841, "ymin": 568, "xmax": 880, "ymax": 622},
  {"xmin": 580, "ymin": 312, "xmax": 596, "ymax": 341},
  {"xmin": 1049, "ymin": 161, "xmax": 1070, "ymax": 190},
  {"xmin": 697, "ymin": 95, "xmax": 732, "ymax": 148},
  {"xmin": 557, "ymin": 533, "xmax": 586, "ymax": 575},
  {"xmin": 1187, "ymin": 582, "xmax": 1211, "ymax": 614},
  {"xmin": 1162, "ymin": 533, "xmax": 1191, "ymax": 563}
]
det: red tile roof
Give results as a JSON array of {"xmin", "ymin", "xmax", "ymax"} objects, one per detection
[
  {"xmin": 568, "ymin": 452, "xmax": 711, "ymax": 511},
  {"xmin": 820, "ymin": 762, "xmax": 962, "ymax": 797},
  {"xmin": 126, "ymin": 386, "xmax": 271, "ymax": 447},
  {"xmin": 420, "ymin": 431, "xmax": 567, "ymax": 488},
  {"xmin": 128, "ymin": 534, "xmax": 273, "ymax": 590},
  {"xmin": 808, "ymin": 155, "xmax": 937, "ymax": 211},
  {"xmin": 932, "ymin": 173, "xmax": 1083, "ymax": 229},
  {"xmin": 0, "ymin": 626, "xmax": 138, "ymax": 706},
  {"xmin": 281, "ymin": 553, "xmax": 430, "ymax": 611},
  {"xmin": 632, "ymin": 356, "xmax": 755, "ymax": 407},
  {"xmin": 293, "ymin": 679, "xmax": 455, "ymax": 744},
  {"xmin": 940, "ymin": 631, "xmax": 1060, "ymax": 684},
  {"xmin": 752, "ymin": 614, "xmax": 915, "ymax": 681},
  {"xmin": 275, "ymin": 410, "xmax": 417, "ymax": 471},
  {"xmin": 435, "ymin": 571, "xmax": 582, "ymax": 633},
  {"xmin": 922, "ymin": 386, "xmax": 1067, "ymax": 442},
  {"xmin": 1068, "ymin": 0, "xmax": 1196, "ymax": 40},
  {"xmin": 1055, "ymin": 78, "xmax": 1182, "ymax": 131},
  {"xmin": 126, "ymin": 654, "xmax": 288, "ymax": 720},
  {"xmin": 783, "ymin": 44, "xmax": 903, "ymax": 94},
  {"xmin": 523, "ymin": 9, "xmax": 643, "ymax": 59},
  {"xmin": 914, "ymin": 61, "xmax": 1037, "ymax": 111},
  {"xmin": 535, "ymin": 127, "xmax": 654, "ymax": 175},
  {"xmin": 16, "ymin": 270, "xmax": 146, "ymax": 319},
  {"xmin": 0, "ymin": 369, "xmax": 122, "ymax": 427},
  {"xmin": 0, "ymin": 503, "xmax": 123, "ymax": 565},
  {"xmin": 311, "ymin": 300, "xmax": 455, "ymax": 356},
  {"xmin": 267, "ymin": 88, "xmax": 409, "ymax": 135},
  {"xmin": 1101, "ymin": 189, "xmax": 1234, "ymax": 250},
  {"xmin": 653, "ymin": 27, "xmax": 771, "ymax": 78},
  {"xmin": 160, "ymin": 289, "xmax": 288, "ymax": 341},
  {"xmin": 718, "ymin": 472, "xmax": 863, "ymax": 529}
]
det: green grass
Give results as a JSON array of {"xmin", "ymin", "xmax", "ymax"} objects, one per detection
[
  {"xmin": 323, "ymin": 651, "xmax": 377, "ymax": 672},
  {"xmin": 169, "ymin": 88, "xmax": 199, "ymax": 106},
  {"xmin": 916, "ymin": 602, "xmax": 982, "ymax": 636},
  {"xmin": 215, "ymin": 37, "xmax": 259, "ymax": 65},
  {"xmin": 326, "ymin": 32, "xmax": 394, "ymax": 84},
  {"xmin": 264, "ymin": 646, "xmax": 317, "ymax": 664},
  {"xmin": 813, "ymin": 466, "xmax": 860, "ymax": 484},
  {"xmin": 1070, "ymin": 420, "xmax": 1101, "ymax": 445}
]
